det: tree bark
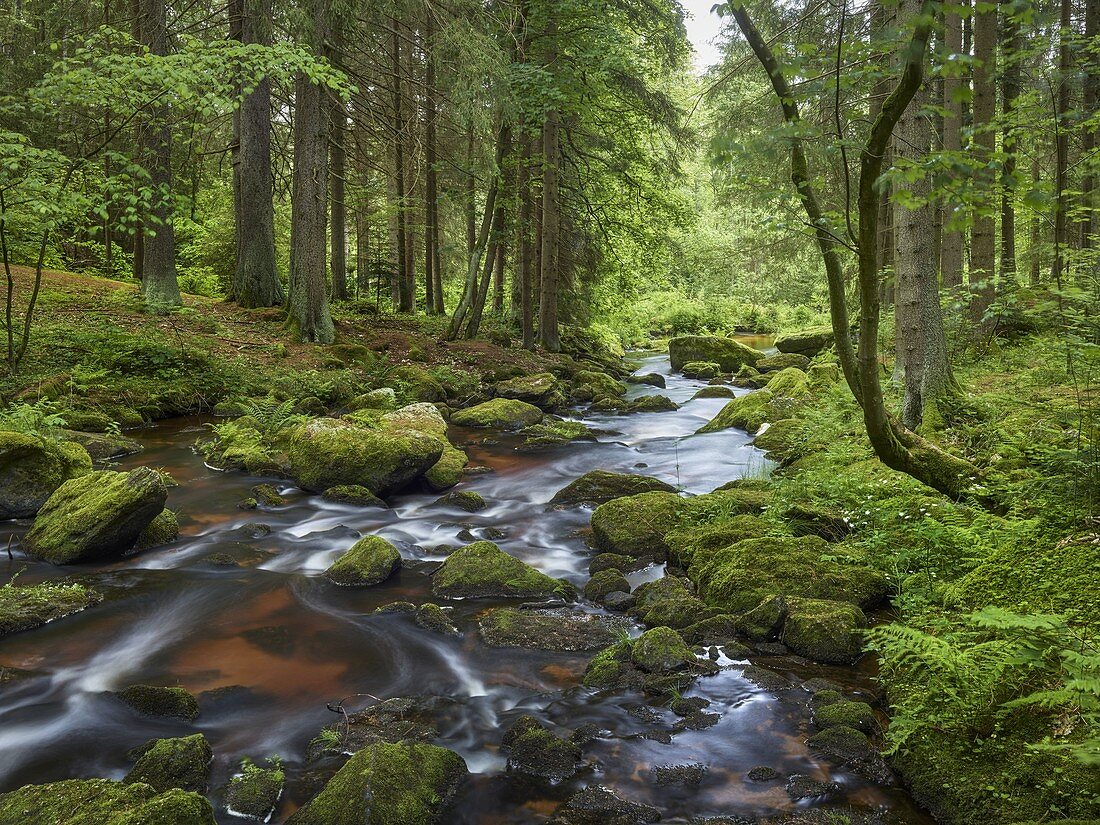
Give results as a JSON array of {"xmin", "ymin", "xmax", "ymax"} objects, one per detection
[
  {"xmin": 539, "ymin": 103, "xmax": 561, "ymax": 352},
  {"xmin": 137, "ymin": 0, "xmax": 181, "ymax": 309},
  {"xmin": 940, "ymin": 3, "xmax": 964, "ymax": 289},
  {"xmin": 1051, "ymin": 0, "xmax": 1072, "ymax": 286},
  {"xmin": 1081, "ymin": 0, "xmax": 1098, "ymax": 251},
  {"xmin": 424, "ymin": 13, "xmax": 442, "ymax": 314},
  {"xmin": 999, "ymin": 0, "xmax": 1021, "ymax": 286},
  {"xmin": 969, "ymin": 0, "xmax": 997, "ymax": 322},
  {"xmin": 518, "ymin": 133, "xmax": 535, "ymax": 349},
  {"xmin": 329, "ymin": 80, "xmax": 348, "ymax": 301},
  {"xmin": 391, "ymin": 19, "xmax": 414, "ymax": 312},
  {"xmin": 288, "ymin": 0, "xmax": 334, "ymax": 343}
]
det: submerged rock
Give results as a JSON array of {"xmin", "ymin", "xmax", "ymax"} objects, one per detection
[
  {"xmin": 224, "ymin": 759, "xmax": 285, "ymax": 822},
  {"xmin": 0, "ymin": 432, "xmax": 91, "ymax": 519},
  {"xmin": 414, "ymin": 603, "xmax": 459, "ymax": 635},
  {"xmin": 669, "ymin": 335, "xmax": 763, "ymax": 373},
  {"xmin": 807, "ymin": 724, "xmax": 891, "ymax": 783},
  {"xmin": 116, "ymin": 685, "xmax": 200, "ymax": 721},
  {"xmin": 548, "ymin": 784, "xmax": 660, "ymax": 825},
  {"xmin": 324, "ymin": 535, "xmax": 401, "ymax": 587},
  {"xmin": 124, "ymin": 734, "xmax": 213, "ymax": 794},
  {"xmin": 589, "ymin": 491, "xmax": 681, "ymax": 560},
  {"xmin": 451, "ymin": 399, "xmax": 544, "ymax": 430},
  {"xmin": 0, "ymin": 580, "xmax": 100, "ymax": 638},
  {"xmin": 551, "ymin": 470, "xmax": 676, "ymax": 507},
  {"xmin": 0, "ymin": 778, "xmax": 215, "ymax": 825},
  {"xmin": 22, "ymin": 467, "xmax": 166, "ymax": 564},
  {"xmin": 517, "ymin": 419, "xmax": 594, "ymax": 450},
  {"xmin": 432, "ymin": 541, "xmax": 570, "ymax": 599},
  {"xmin": 286, "ymin": 742, "xmax": 467, "ymax": 825},
  {"xmin": 501, "ymin": 716, "xmax": 581, "ymax": 782},
  {"xmin": 785, "ymin": 774, "xmax": 841, "ymax": 801},
  {"xmin": 310, "ymin": 696, "xmax": 458, "ymax": 757},
  {"xmin": 478, "ymin": 607, "xmax": 628, "ymax": 651}
]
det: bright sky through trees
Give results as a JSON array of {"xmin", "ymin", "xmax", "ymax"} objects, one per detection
[{"xmin": 680, "ymin": 0, "xmax": 725, "ymax": 71}]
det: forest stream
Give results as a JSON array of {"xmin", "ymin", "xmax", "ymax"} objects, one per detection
[{"xmin": 0, "ymin": 346, "xmax": 935, "ymax": 824}]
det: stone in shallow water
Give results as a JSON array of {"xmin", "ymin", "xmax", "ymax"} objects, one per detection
[
  {"xmin": 0, "ymin": 580, "xmax": 100, "ymax": 638},
  {"xmin": 432, "ymin": 541, "xmax": 570, "ymax": 600},
  {"xmin": 478, "ymin": 607, "xmax": 629, "ymax": 651},
  {"xmin": 124, "ymin": 734, "xmax": 212, "ymax": 794},
  {"xmin": 116, "ymin": 684, "xmax": 200, "ymax": 721},
  {"xmin": 224, "ymin": 760, "xmax": 284, "ymax": 821},
  {"xmin": 785, "ymin": 773, "xmax": 842, "ymax": 801},
  {"xmin": 551, "ymin": 470, "xmax": 676, "ymax": 507},
  {"xmin": 324, "ymin": 535, "xmax": 401, "ymax": 587},
  {"xmin": 548, "ymin": 784, "xmax": 660, "ymax": 825},
  {"xmin": 0, "ymin": 778, "xmax": 215, "ymax": 824},
  {"xmin": 501, "ymin": 715, "xmax": 581, "ymax": 782}
]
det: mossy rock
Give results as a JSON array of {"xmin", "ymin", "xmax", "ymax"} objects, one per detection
[
  {"xmin": 0, "ymin": 778, "xmax": 216, "ymax": 825},
  {"xmin": 780, "ymin": 597, "xmax": 867, "ymax": 664},
  {"xmin": 630, "ymin": 626, "xmax": 696, "ymax": 673},
  {"xmin": 250, "ymin": 484, "xmax": 286, "ymax": 507},
  {"xmin": 783, "ymin": 502, "xmax": 851, "ymax": 541},
  {"xmin": 583, "ymin": 569, "xmax": 630, "ymax": 601},
  {"xmin": 752, "ymin": 418, "xmax": 807, "ymax": 465},
  {"xmin": 414, "ymin": 603, "xmax": 459, "ymax": 634},
  {"xmin": 60, "ymin": 429, "xmax": 143, "ymax": 461},
  {"xmin": 434, "ymin": 490, "xmax": 486, "ymax": 512},
  {"xmin": 665, "ymin": 513, "xmax": 771, "ymax": 568},
  {"xmin": 582, "ymin": 639, "xmax": 634, "ymax": 688},
  {"xmin": 588, "ymin": 552, "xmax": 649, "ymax": 575},
  {"xmin": 451, "ymin": 399, "xmax": 544, "ymax": 430},
  {"xmin": 286, "ymin": 418, "xmax": 444, "ymax": 495},
  {"xmin": 380, "ymin": 402, "xmax": 448, "ymax": 439},
  {"xmin": 0, "ymin": 432, "xmax": 92, "ymax": 519},
  {"xmin": 391, "ymin": 366, "xmax": 446, "ymax": 402},
  {"xmin": 493, "ymin": 372, "xmax": 565, "ymax": 409},
  {"xmin": 806, "ymin": 724, "xmax": 889, "ymax": 782},
  {"xmin": 478, "ymin": 607, "xmax": 628, "ymax": 651},
  {"xmin": 548, "ymin": 785, "xmax": 660, "ymax": 825},
  {"xmin": 624, "ymin": 394, "xmax": 679, "ymax": 413},
  {"xmin": 134, "ymin": 509, "xmax": 180, "ymax": 552},
  {"xmin": 808, "ymin": 362, "xmax": 841, "ymax": 385},
  {"xmin": 124, "ymin": 734, "xmax": 212, "ymax": 794},
  {"xmin": 224, "ymin": 760, "xmax": 284, "ymax": 821},
  {"xmin": 696, "ymin": 390, "xmax": 773, "ymax": 435},
  {"xmin": 501, "ymin": 716, "xmax": 580, "ymax": 782},
  {"xmin": 572, "ymin": 370, "xmax": 627, "ymax": 402},
  {"xmin": 756, "ymin": 352, "xmax": 811, "ymax": 373},
  {"xmin": 766, "ymin": 367, "xmax": 811, "ymax": 399},
  {"xmin": 813, "ymin": 700, "xmax": 880, "ymax": 735},
  {"xmin": 669, "ymin": 335, "xmax": 764, "ymax": 372},
  {"xmin": 325, "ymin": 535, "xmax": 401, "ymax": 587},
  {"xmin": 631, "ymin": 576, "xmax": 715, "ymax": 630},
  {"xmin": 734, "ymin": 594, "xmax": 788, "ymax": 641},
  {"xmin": 681, "ymin": 361, "xmax": 722, "ymax": 380},
  {"xmin": 517, "ymin": 419, "xmax": 594, "ymax": 450},
  {"xmin": 551, "ymin": 470, "xmax": 676, "ymax": 507},
  {"xmin": 774, "ymin": 326, "xmax": 835, "ymax": 356},
  {"xmin": 424, "ymin": 444, "xmax": 468, "ymax": 491},
  {"xmin": 692, "ymin": 385, "xmax": 736, "ymax": 399},
  {"xmin": 321, "ymin": 485, "xmax": 387, "ymax": 507},
  {"xmin": 589, "ymin": 491, "xmax": 681, "ymax": 560},
  {"xmin": 347, "ymin": 388, "xmax": 397, "ymax": 411},
  {"xmin": 23, "ymin": 467, "xmax": 167, "ymax": 564},
  {"xmin": 0, "ymin": 580, "xmax": 101, "ymax": 638},
  {"xmin": 432, "ymin": 541, "xmax": 569, "ymax": 599},
  {"xmin": 116, "ymin": 685, "xmax": 200, "ymax": 721},
  {"xmin": 732, "ymin": 364, "xmax": 767, "ymax": 389},
  {"xmin": 285, "ymin": 742, "xmax": 467, "ymax": 825},
  {"xmin": 689, "ymin": 535, "xmax": 887, "ymax": 613},
  {"xmin": 626, "ymin": 372, "xmax": 665, "ymax": 389}
]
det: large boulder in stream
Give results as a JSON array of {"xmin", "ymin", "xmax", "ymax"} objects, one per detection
[
  {"xmin": 502, "ymin": 716, "xmax": 581, "ymax": 782},
  {"xmin": 22, "ymin": 467, "xmax": 167, "ymax": 564},
  {"xmin": 124, "ymin": 734, "xmax": 213, "ymax": 794},
  {"xmin": 775, "ymin": 325, "xmax": 834, "ymax": 356},
  {"xmin": 0, "ymin": 432, "xmax": 91, "ymax": 519},
  {"xmin": 432, "ymin": 541, "xmax": 571, "ymax": 600},
  {"xmin": 550, "ymin": 470, "xmax": 676, "ymax": 507},
  {"xmin": 669, "ymin": 335, "xmax": 764, "ymax": 373},
  {"xmin": 0, "ymin": 778, "xmax": 216, "ymax": 825},
  {"xmin": 756, "ymin": 352, "xmax": 811, "ymax": 373},
  {"xmin": 451, "ymin": 398, "xmax": 544, "ymax": 430},
  {"xmin": 286, "ymin": 742, "xmax": 467, "ymax": 825},
  {"xmin": 589, "ymin": 491, "xmax": 681, "ymax": 560},
  {"xmin": 479, "ymin": 607, "xmax": 629, "ymax": 651},
  {"xmin": 324, "ymin": 535, "xmax": 401, "ymax": 586},
  {"xmin": 696, "ymin": 389, "xmax": 774, "ymax": 435},
  {"xmin": 493, "ymin": 372, "xmax": 566, "ymax": 409},
  {"xmin": 286, "ymin": 417, "xmax": 444, "ymax": 495}
]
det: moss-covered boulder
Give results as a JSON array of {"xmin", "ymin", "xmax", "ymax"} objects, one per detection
[
  {"xmin": 494, "ymin": 372, "xmax": 565, "ymax": 409},
  {"xmin": 134, "ymin": 509, "xmax": 180, "ymax": 552},
  {"xmin": 623, "ymin": 394, "xmax": 679, "ymax": 413},
  {"xmin": 124, "ymin": 735, "xmax": 212, "ymax": 794},
  {"xmin": 626, "ymin": 372, "xmax": 665, "ymax": 389},
  {"xmin": 61, "ymin": 429, "xmax": 143, "ymax": 461},
  {"xmin": 551, "ymin": 470, "xmax": 676, "ymax": 507},
  {"xmin": 517, "ymin": 419, "xmax": 595, "ymax": 449},
  {"xmin": 548, "ymin": 785, "xmax": 660, "ymax": 825},
  {"xmin": 806, "ymin": 724, "xmax": 890, "ymax": 783},
  {"xmin": 23, "ymin": 467, "xmax": 167, "ymax": 564},
  {"xmin": 572, "ymin": 370, "xmax": 627, "ymax": 402},
  {"xmin": 630, "ymin": 576, "xmax": 714, "ymax": 630},
  {"xmin": 781, "ymin": 597, "xmax": 868, "ymax": 664},
  {"xmin": 696, "ymin": 390, "xmax": 773, "ymax": 435},
  {"xmin": 689, "ymin": 535, "xmax": 887, "ymax": 613},
  {"xmin": 347, "ymin": 388, "xmax": 397, "ymax": 411},
  {"xmin": 424, "ymin": 444, "xmax": 467, "ymax": 491},
  {"xmin": 321, "ymin": 485, "xmax": 387, "ymax": 507},
  {"xmin": 285, "ymin": 742, "xmax": 467, "ymax": 825},
  {"xmin": 766, "ymin": 367, "xmax": 811, "ymax": 400},
  {"xmin": 589, "ymin": 553, "xmax": 647, "ymax": 575},
  {"xmin": 0, "ymin": 778, "xmax": 216, "ymax": 825},
  {"xmin": 432, "ymin": 541, "xmax": 569, "ymax": 599},
  {"xmin": 681, "ymin": 361, "xmax": 721, "ymax": 380},
  {"xmin": 414, "ymin": 603, "xmax": 459, "ymax": 634},
  {"xmin": 116, "ymin": 685, "xmax": 200, "ymax": 721},
  {"xmin": 433, "ymin": 490, "xmax": 486, "ymax": 512},
  {"xmin": 478, "ymin": 607, "xmax": 628, "ymax": 651},
  {"xmin": 752, "ymin": 418, "xmax": 806, "ymax": 465},
  {"xmin": 669, "ymin": 335, "xmax": 764, "ymax": 372},
  {"xmin": 630, "ymin": 626, "xmax": 696, "ymax": 673},
  {"xmin": 325, "ymin": 535, "xmax": 401, "ymax": 587},
  {"xmin": 501, "ymin": 716, "xmax": 581, "ymax": 782},
  {"xmin": 583, "ymin": 569, "xmax": 630, "ymax": 601},
  {"xmin": 732, "ymin": 364, "xmax": 767, "ymax": 389},
  {"xmin": 589, "ymin": 491, "xmax": 681, "ymax": 560},
  {"xmin": 286, "ymin": 418, "xmax": 443, "ymax": 495},
  {"xmin": 451, "ymin": 398, "xmax": 544, "ymax": 430},
  {"xmin": 692, "ymin": 385, "xmax": 736, "ymax": 399},
  {"xmin": 0, "ymin": 580, "xmax": 100, "ymax": 638},
  {"xmin": 734, "ymin": 595, "xmax": 787, "ymax": 641},
  {"xmin": 380, "ymin": 402, "xmax": 448, "ymax": 439},
  {"xmin": 775, "ymin": 326, "xmax": 834, "ymax": 356},
  {"xmin": 756, "ymin": 352, "xmax": 811, "ymax": 373},
  {"xmin": 224, "ymin": 759, "xmax": 284, "ymax": 822},
  {"xmin": 813, "ymin": 700, "xmax": 880, "ymax": 735},
  {"xmin": 0, "ymin": 432, "xmax": 92, "ymax": 519},
  {"xmin": 391, "ymin": 366, "xmax": 446, "ymax": 402}
]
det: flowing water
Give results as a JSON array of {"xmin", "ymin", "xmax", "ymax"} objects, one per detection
[{"xmin": 0, "ymin": 348, "xmax": 934, "ymax": 823}]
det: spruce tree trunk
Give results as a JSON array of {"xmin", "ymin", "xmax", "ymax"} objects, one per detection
[
  {"xmin": 1082, "ymin": 0, "xmax": 1098, "ymax": 251},
  {"xmin": 391, "ymin": 20, "xmax": 413, "ymax": 312},
  {"xmin": 940, "ymin": 4, "xmax": 964, "ymax": 290},
  {"xmin": 138, "ymin": 0, "xmax": 181, "ymax": 309},
  {"xmin": 288, "ymin": 0, "xmax": 334, "ymax": 343},
  {"xmin": 970, "ymin": 0, "xmax": 997, "ymax": 323},
  {"xmin": 1052, "ymin": 0, "xmax": 1072, "ymax": 285},
  {"xmin": 999, "ymin": 0, "xmax": 1021, "ymax": 286},
  {"xmin": 1030, "ymin": 159, "xmax": 1043, "ymax": 285},
  {"xmin": 538, "ymin": 106, "xmax": 560, "ymax": 352},
  {"xmin": 518, "ymin": 134, "xmax": 535, "ymax": 349},
  {"xmin": 329, "ymin": 92, "xmax": 348, "ymax": 302},
  {"xmin": 233, "ymin": 0, "xmax": 282, "ymax": 308}
]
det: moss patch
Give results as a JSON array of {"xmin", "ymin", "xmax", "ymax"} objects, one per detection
[
  {"xmin": 589, "ymin": 491, "xmax": 681, "ymax": 559},
  {"xmin": 432, "ymin": 541, "xmax": 569, "ymax": 599},
  {"xmin": 0, "ymin": 580, "xmax": 100, "ymax": 638},
  {"xmin": 325, "ymin": 536, "xmax": 401, "ymax": 587},
  {"xmin": 0, "ymin": 778, "xmax": 216, "ymax": 825},
  {"xmin": 124, "ymin": 734, "xmax": 212, "ymax": 794},
  {"xmin": 116, "ymin": 685, "xmax": 200, "ymax": 721},
  {"xmin": 0, "ymin": 431, "xmax": 92, "ymax": 519},
  {"xmin": 450, "ymin": 399, "xmax": 544, "ymax": 429}
]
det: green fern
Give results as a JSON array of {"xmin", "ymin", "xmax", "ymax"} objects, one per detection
[{"xmin": 0, "ymin": 400, "xmax": 68, "ymax": 441}]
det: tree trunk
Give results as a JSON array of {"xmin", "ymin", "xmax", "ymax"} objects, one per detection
[
  {"xmin": 940, "ymin": 3, "xmax": 964, "ymax": 289},
  {"xmin": 969, "ymin": 0, "xmax": 997, "ymax": 323},
  {"xmin": 288, "ymin": 0, "xmax": 334, "ymax": 343},
  {"xmin": 391, "ymin": 19, "xmax": 413, "ymax": 312},
  {"xmin": 233, "ymin": 0, "xmax": 282, "ymax": 308},
  {"xmin": 329, "ymin": 86, "xmax": 348, "ymax": 302},
  {"xmin": 137, "ymin": 0, "xmax": 181, "ymax": 309},
  {"xmin": 999, "ymin": 0, "xmax": 1021, "ymax": 287},
  {"xmin": 1030, "ymin": 159, "xmax": 1042, "ymax": 285},
  {"xmin": 518, "ymin": 133, "xmax": 535, "ymax": 349},
  {"xmin": 1082, "ymin": 0, "xmax": 1098, "ymax": 251},
  {"xmin": 1052, "ymin": 0, "xmax": 1072, "ymax": 286},
  {"xmin": 423, "ymin": 14, "xmax": 441, "ymax": 314},
  {"xmin": 538, "ymin": 105, "xmax": 560, "ymax": 352},
  {"xmin": 466, "ymin": 127, "xmax": 511, "ymax": 338}
]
